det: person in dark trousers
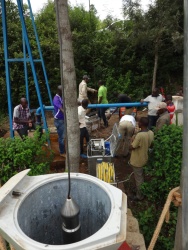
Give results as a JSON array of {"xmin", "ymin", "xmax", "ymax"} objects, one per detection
[
  {"xmin": 111, "ymin": 93, "xmax": 133, "ymax": 119},
  {"xmin": 129, "ymin": 117, "xmax": 154, "ymax": 201},
  {"xmin": 78, "ymin": 99, "xmax": 89, "ymax": 159},
  {"xmin": 141, "ymin": 88, "xmax": 164, "ymax": 130},
  {"xmin": 98, "ymin": 80, "xmax": 108, "ymax": 127},
  {"xmin": 13, "ymin": 98, "xmax": 38, "ymax": 139},
  {"xmin": 53, "ymin": 85, "xmax": 66, "ymax": 157}
]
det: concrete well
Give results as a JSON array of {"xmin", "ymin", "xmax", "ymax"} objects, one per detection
[{"xmin": 0, "ymin": 170, "xmax": 127, "ymax": 250}]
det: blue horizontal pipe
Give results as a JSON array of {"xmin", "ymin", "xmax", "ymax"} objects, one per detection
[
  {"xmin": 36, "ymin": 102, "xmax": 148, "ymax": 115},
  {"xmin": 88, "ymin": 102, "xmax": 147, "ymax": 109},
  {"xmin": 8, "ymin": 58, "xmax": 42, "ymax": 62}
]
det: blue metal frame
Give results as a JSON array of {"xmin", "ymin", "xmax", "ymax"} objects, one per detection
[
  {"xmin": 16, "ymin": 0, "xmax": 48, "ymax": 134},
  {"xmin": 1, "ymin": 0, "xmax": 14, "ymax": 138},
  {"xmin": 27, "ymin": 0, "xmax": 53, "ymax": 106},
  {"xmin": 1, "ymin": 0, "xmax": 52, "ymax": 137}
]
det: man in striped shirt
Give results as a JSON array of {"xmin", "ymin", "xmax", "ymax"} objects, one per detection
[{"xmin": 13, "ymin": 98, "xmax": 33, "ymax": 139}]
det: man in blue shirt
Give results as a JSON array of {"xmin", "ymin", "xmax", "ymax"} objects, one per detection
[{"xmin": 53, "ymin": 85, "xmax": 65, "ymax": 157}]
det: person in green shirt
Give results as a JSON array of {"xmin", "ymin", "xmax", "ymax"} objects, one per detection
[{"xmin": 98, "ymin": 80, "xmax": 108, "ymax": 127}]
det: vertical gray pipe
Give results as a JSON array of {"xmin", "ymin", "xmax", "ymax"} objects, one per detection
[{"xmin": 182, "ymin": 0, "xmax": 188, "ymax": 249}]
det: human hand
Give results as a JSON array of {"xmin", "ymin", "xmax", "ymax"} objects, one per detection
[{"xmin": 28, "ymin": 120, "xmax": 33, "ymax": 127}]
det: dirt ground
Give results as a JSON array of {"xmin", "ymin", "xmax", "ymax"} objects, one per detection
[{"xmin": 46, "ymin": 110, "xmax": 148, "ymax": 207}]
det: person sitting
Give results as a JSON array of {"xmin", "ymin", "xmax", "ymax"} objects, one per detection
[
  {"xmin": 13, "ymin": 98, "xmax": 36, "ymax": 139},
  {"xmin": 155, "ymin": 102, "xmax": 170, "ymax": 132},
  {"xmin": 78, "ymin": 99, "xmax": 90, "ymax": 159}
]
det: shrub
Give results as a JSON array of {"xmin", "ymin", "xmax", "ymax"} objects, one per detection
[
  {"xmin": 136, "ymin": 124, "xmax": 182, "ymax": 250},
  {"xmin": 0, "ymin": 130, "xmax": 54, "ymax": 184}
]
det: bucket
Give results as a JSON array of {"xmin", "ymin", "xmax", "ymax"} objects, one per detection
[
  {"xmin": 105, "ymin": 141, "xmax": 110, "ymax": 155},
  {"xmin": 119, "ymin": 107, "xmax": 126, "ymax": 119}
]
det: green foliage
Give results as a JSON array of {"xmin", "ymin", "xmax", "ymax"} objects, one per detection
[
  {"xmin": 135, "ymin": 125, "xmax": 182, "ymax": 249},
  {"xmin": 0, "ymin": 112, "xmax": 8, "ymax": 128},
  {"xmin": 0, "ymin": 0, "xmax": 183, "ymax": 114},
  {"xmin": 0, "ymin": 130, "xmax": 54, "ymax": 184}
]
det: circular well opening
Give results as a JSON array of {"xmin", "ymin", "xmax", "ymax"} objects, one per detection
[{"xmin": 17, "ymin": 178, "xmax": 111, "ymax": 245}]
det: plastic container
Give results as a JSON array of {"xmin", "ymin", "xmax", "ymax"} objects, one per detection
[
  {"xmin": 131, "ymin": 107, "xmax": 137, "ymax": 118},
  {"xmin": 87, "ymin": 123, "xmax": 121, "ymax": 177},
  {"xmin": 119, "ymin": 107, "xmax": 126, "ymax": 119},
  {"xmin": 105, "ymin": 141, "xmax": 111, "ymax": 155},
  {"xmin": 96, "ymin": 161, "xmax": 115, "ymax": 183}
]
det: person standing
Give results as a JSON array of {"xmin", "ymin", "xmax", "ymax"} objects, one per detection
[
  {"xmin": 78, "ymin": 75, "xmax": 97, "ymax": 102},
  {"xmin": 53, "ymin": 85, "xmax": 65, "ymax": 157},
  {"xmin": 166, "ymin": 95, "xmax": 175, "ymax": 124},
  {"xmin": 129, "ymin": 117, "xmax": 154, "ymax": 201},
  {"xmin": 155, "ymin": 102, "xmax": 170, "ymax": 132},
  {"xmin": 78, "ymin": 99, "xmax": 89, "ymax": 159},
  {"xmin": 118, "ymin": 115, "xmax": 136, "ymax": 156},
  {"xmin": 141, "ymin": 88, "xmax": 164, "ymax": 130},
  {"xmin": 111, "ymin": 93, "xmax": 133, "ymax": 119},
  {"xmin": 13, "ymin": 98, "xmax": 34, "ymax": 139},
  {"xmin": 98, "ymin": 80, "xmax": 108, "ymax": 127}
]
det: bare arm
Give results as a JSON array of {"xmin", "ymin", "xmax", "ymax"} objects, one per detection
[
  {"xmin": 59, "ymin": 107, "xmax": 64, "ymax": 114},
  {"xmin": 98, "ymin": 96, "xmax": 102, "ymax": 104},
  {"xmin": 87, "ymin": 86, "xmax": 97, "ymax": 93}
]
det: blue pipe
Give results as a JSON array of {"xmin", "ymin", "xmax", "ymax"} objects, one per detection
[
  {"xmin": 2, "ymin": 0, "xmax": 14, "ymax": 138},
  {"xmin": 36, "ymin": 102, "xmax": 148, "ymax": 115},
  {"xmin": 88, "ymin": 102, "xmax": 147, "ymax": 109}
]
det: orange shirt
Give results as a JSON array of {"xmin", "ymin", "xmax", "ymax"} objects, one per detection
[{"xmin": 167, "ymin": 104, "xmax": 175, "ymax": 123}]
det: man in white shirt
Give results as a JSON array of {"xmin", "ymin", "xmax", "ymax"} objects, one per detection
[
  {"xmin": 78, "ymin": 75, "xmax": 97, "ymax": 102},
  {"xmin": 118, "ymin": 115, "xmax": 136, "ymax": 156},
  {"xmin": 78, "ymin": 99, "xmax": 89, "ymax": 159},
  {"xmin": 141, "ymin": 88, "xmax": 164, "ymax": 130}
]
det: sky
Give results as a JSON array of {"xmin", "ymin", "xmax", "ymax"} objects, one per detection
[{"xmin": 25, "ymin": 0, "xmax": 152, "ymax": 20}]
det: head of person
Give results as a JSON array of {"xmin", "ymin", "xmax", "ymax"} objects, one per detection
[
  {"xmin": 77, "ymin": 99, "xmax": 81, "ymax": 106},
  {"xmin": 83, "ymin": 75, "xmax": 90, "ymax": 83},
  {"xmin": 152, "ymin": 88, "xmax": 159, "ymax": 97},
  {"xmin": 156, "ymin": 102, "xmax": 167, "ymax": 115},
  {"xmin": 166, "ymin": 94, "xmax": 172, "ymax": 105},
  {"xmin": 176, "ymin": 89, "xmax": 183, "ymax": 96},
  {"xmin": 20, "ymin": 98, "xmax": 28, "ymax": 109},
  {"xmin": 138, "ymin": 117, "xmax": 149, "ymax": 129},
  {"xmin": 98, "ymin": 80, "xmax": 104, "ymax": 87},
  {"xmin": 82, "ymin": 99, "xmax": 89, "ymax": 109},
  {"xmin": 57, "ymin": 85, "xmax": 62, "ymax": 96}
]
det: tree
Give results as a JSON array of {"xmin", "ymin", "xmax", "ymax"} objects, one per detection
[
  {"xmin": 143, "ymin": 0, "xmax": 183, "ymax": 89},
  {"xmin": 55, "ymin": 0, "xmax": 80, "ymax": 172}
]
